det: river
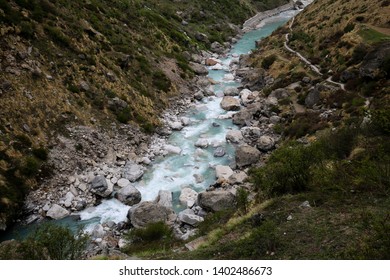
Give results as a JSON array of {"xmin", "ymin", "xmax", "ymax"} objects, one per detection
[{"xmin": 1, "ymin": 9, "xmax": 301, "ymax": 241}]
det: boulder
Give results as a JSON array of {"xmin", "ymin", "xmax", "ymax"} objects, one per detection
[
  {"xmin": 223, "ymin": 86, "xmax": 239, "ymax": 96},
  {"xmin": 179, "ymin": 187, "xmax": 198, "ymax": 208},
  {"xmin": 213, "ymin": 146, "xmax": 226, "ymax": 157},
  {"xmin": 197, "ymin": 190, "xmax": 236, "ymax": 212},
  {"xmin": 165, "ymin": 144, "xmax": 182, "ymax": 155},
  {"xmin": 220, "ymin": 96, "xmax": 240, "ymax": 111},
  {"xmin": 194, "ymin": 138, "xmax": 209, "ymax": 149},
  {"xmin": 46, "ymin": 204, "xmax": 69, "ymax": 220},
  {"xmin": 127, "ymin": 201, "xmax": 176, "ymax": 228},
  {"xmin": 228, "ymin": 171, "xmax": 248, "ymax": 185},
  {"xmin": 215, "ymin": 165, "xmax": 234, "ymax": 180},
  {"xmin": 117, "ymin": 178, "xmax": 130, "ymax": 188},
  {"xmin": 114, "ymin": 184, "xmax": 141, "ymax": 206},
  {"xmin": 154, "ymin": 190, "xmax": 173, "ymax": 208},
  {"xmin": 122, "ymin": 161, "xmax": 144, "ymax": 182},
  {"xmin": 169, "ymin": 121, "xmax": 183, "ymax": 131},
  {"xmin": 90, "ymin": 175, "xmax": 113, "ymax": 197},
  {"xmin": 240, "ymin": 89, "xmax": 256, "ymax": 106},
  {"xmin": 305, "ymin": 88, "xmax": 320, "ymax": 108},
  {"xmin": 178, "ymin": 209, "xmax": 204, "ymax": 226},
  {"xmin": 226, "ymin": 130, "xmax": 244, "ymax": 144},
  {"xmin": 232, "ymin": 109, "xmax": 253, "ymax": 126},
  {"xmin": 235, "ymin": 145, "xmax": 261, "ymax": 168},
  {"xmin": 194, "ymin": 90, "xmax": 205, "ymax": 101},
  {"xmin": 269, "ymin": 88, "xmax": 289, "ymax": 100},
  {"xmin": 190, "ymin": 62, "xmax": 209, "ymax": 75},
  {"xmin": 241, "ymin": 126, "xmax": 262, "ymax": 140},
  {"xmin": 211, "ymin": 41, "xmax": 224, "ymax": 54},
  {"xmin": 193, "ymin": 174, "xmax": 205, "ymax": 184},
  {"xmin": 205, "ymin": 58, "xmax": 219, "ymax": 66},
  {"xmin": 257, "ymin": 135, "xmax": 275, "ymax": 152}
]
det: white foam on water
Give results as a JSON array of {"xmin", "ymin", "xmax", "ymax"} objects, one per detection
[{"xmin": 79, "ymin": 199, "xmax": 130, "ymax": 231}]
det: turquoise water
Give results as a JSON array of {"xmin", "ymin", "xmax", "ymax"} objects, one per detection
[{"xmin": 0, "ymin": 11, "xmax": 296, "ymax": 240}]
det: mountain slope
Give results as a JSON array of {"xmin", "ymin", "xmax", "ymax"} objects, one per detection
[{"xmin": 0, "ymin": 0, "xmax": 290, "ymax": 230}]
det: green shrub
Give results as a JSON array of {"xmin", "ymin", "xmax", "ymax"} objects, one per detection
[
  {"xmin": 32, "ymin": 147, "xmax": 48, "ymax": 161},
  {"xmin": 128, "ymin": 221, "xmax": 172, "ymax": 242},
  {"xmin": 1, "ymin": 224, "xmax": 89, "ymax": 260},
  {"xmin": 236, "ymin": 187, "xmax": 249, "ymax": 214},
  {"xmin": 116, "ymin": 107, "xmax": 132, "ymax": 124},
  {"xmin": 250, "ymin": 143, "xmax": 318, "ymax": 196},
  {"xmin": 370, "ymin": 109, "xmax": 390, "ymax": 135},
  {"xmin": 261, "ymin": 54, "xmax": 277, "ymax": 70},
  {"xmin": 20, "ymin": 156, "xmax": 40, "ymax": 177}
]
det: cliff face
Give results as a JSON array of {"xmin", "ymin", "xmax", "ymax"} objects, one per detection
[{"xmin": 0, "ymin": 0, "xmax": 291, "ymax": 230}]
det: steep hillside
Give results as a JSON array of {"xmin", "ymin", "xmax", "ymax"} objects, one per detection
[
  {"xmin": 132, "ymin": 0, "xmax": 390, "ymax": 260},
  {"xmin": 0, "ymin": 0, "xmax": 290, "ymax": 230}
]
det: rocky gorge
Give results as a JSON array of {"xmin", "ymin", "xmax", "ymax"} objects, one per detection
[{"xmin": 0, "ymin": 3, "xmax": 314, "ymax": 257}]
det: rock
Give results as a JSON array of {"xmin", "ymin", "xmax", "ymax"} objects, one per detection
[
  {"xmin": 195, "ymin": 32, "xmax": 208, "ymax": 42},
  {"xmin": 75, "ymin": 200, "xmax": 87, "ymax": 211},
  {"xmin": 46, "ymin": 204, "xmax": 70, "ymax": 220},
  {"xmin": 305, "ymin": 87, "xmax": 320, "ymax": 108},
  {"xmin": 181, "ymin": 117, "xmax": 191, "ymax": 126},
  {"xmin": 185, "ymin": 236, "xmax": 208, "ymax": 251},
  {"xmin": 117, "ymin": 178, "xmax": 131, "ymax": 188},
  {"xmin": 169, "ymin": 121, "xmax": 183, "ymax": 131},
  {"xmin": 141, "ymin": 157, "xmax": 151, "ymax": 165},
  {"xmin": 213, "ymin": 147, "xmax": 226, "ymax": 157},
  {"xmin": 194, "ymin": 138, "xmax": 209, "ymax": 148},
  {"xmin": 205, "ymin": 58, "xmax": 219, "ymax": 66},
  {"xmin": 114, "ymin": 184, "xmax": 141, "ymax": 206},
  {"xmin": 220, "ymin": 96, "xmax": 240, "ymax": 111},
  {"xmin": 226, "ymin": 130, "xmax": 244, "ymax": 144},
  {"xmin": 287, "ymin": 215, "xmax": 293, "ymax": 221},
  {"xmin": 194, "ymin": 90, "xmax": 205, "ymax": 101},
  {"xmin": 266, "ymin": 96, "xmax": 278, "ymax": 106},
  {"xmin": 211, "ymin": 41, "xmax": 224, "ymax": 54},
  {"xmin": 300, "ymin": 201, "xmax": 311, "ymax": 208},
  {"xmin": 179, "ymin": 187, "xmax": 198, "ymax": 208},
  {"xmin": 197, "ymin": 190, "xmax": 236, "ymax": 212},
  {"xmin": 269, "ymin": 88, "xmax": 289, "ymax": 100},
  {"xmin": 215, "ymin": 165, "xmax": 234, "ymax": 180},
  {"xmin": 122, "ymin": 161, "xmax": 144, "ymax": 182},
  {"xmin": 92, "ymin": 224, "xmax": 105, "ymax": 239},
  {"xmin": 241, "ymin": 126, "xmax": 261, "ymax": 140},
  {"xmin": 128, "ymin": 201, "xmax": 176, "ymax": 228},
  {"xmin": 240, "ymin": 89, "xmax": 255, "ymax": 106},
  {"xmin": 228, "ymin": 171, "xmax": 248, "ymax": 185},
  {"xmin": 212, "ymin": 122, "xmax": 220, "ymax": 127},
  {"xmin": 232, "ymin": 109, "xmax": 253, "ymax": 126},
  {"xmin": 270, "ymin": 116, "xmax": 281, "ymax": 124},
  {"xmin": 223, "ymin": 86, "xmax": 239, "ymax": 96},
  {"xmin": 302, "ymin": 76, "xmax": 311, "ymax": 84},
  {"xmin": 90, "ymin": 175, "xmax": 113, "ymax": 197},
  {"xmin": 64, "ymin": 192, "xmax": 74, "ymax": 208},
  {"xmin": 178, "ymin": 209, "xmax": 204, "ymax": 226},
  {"xmin": 154, "ymin": 190, "xmax": 173, "ymax": 208},
  {"xmin": 235, "ymin": 145, "xmax": 261, "ymax": 168},
  {"xmin": 190, "ymin": 62, "xmax": 208, "ymax": 75},
  {"xmin": 257, "ymin": 135, "xmax": 275, "ymax": 152},
  {"xmin": 165, "ymin": 144, "xmax": 182, "ymax": 155},
  {"xmin": 79, "ymin": 80, "xmax": 90, "ymax": 92},
  {"xmin": 193, "ymin": 174, "xmax": 205, "ymax": 184},
  {"xmin": 210, "ymin": 63, "xmax": 224, "ymax": 70},
  {"xmin": 108, "ymin": 97, "xmax": 128, "ymax": 112},
  {"xmin": 340, "ymin": 70, "xmax": 355, "ymax": 83}
]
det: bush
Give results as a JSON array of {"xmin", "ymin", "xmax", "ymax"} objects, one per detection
[
  {"xmin": 128, "ymin": 221, "xmax": 172, "ymax": 242},
  {"xmin": 20, "ymin": 156, "xmax": 40, "ymax": 177},
  {"xmin": 370, "ymin": 109, "xmax": 390, "ymax": 135},
  {"xmin": 250, "ymin": 143, "xmax": 318, "ymax": 196},
  {"xmin": 0, "ymin": 224, "xmax": 89, "ymax": 260},
  {"xmin": 261, "ymin": 54, "xmax": 277, "ymax": 70},
  {"xmin": 236, "ymin": 187, "xmax": 249, "ymax": 214}
]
